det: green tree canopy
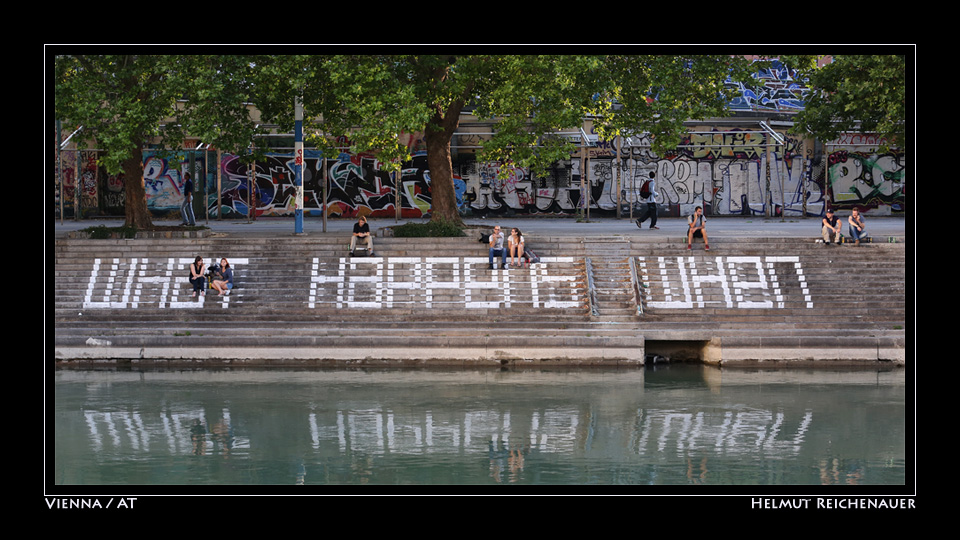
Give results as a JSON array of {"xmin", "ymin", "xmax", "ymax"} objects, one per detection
[
  {"xmin": 784, "ymin": 54, "xmax": 907, "ymax": 150},
  {"xmin": 251, "ymin": 54, "xmax": 755, "ymax": 223},
  {"xmin": 54, "ymin": 54, "xmax": 264, "ymax": 228}
]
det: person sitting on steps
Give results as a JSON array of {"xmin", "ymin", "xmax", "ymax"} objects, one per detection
[
  {"xmin": 188, "ymin": 255, "xmax": 206, "ymax": 297},
  {"xmin": 508, "ymin": 227, "xmax": 525, "ymax": 268},
  {"xmin": 211, "ymin": 258, "xmax": 234, "ymax": 296},
  {"xmin": 821, "ymin": 208, "xmax": 842, "ymax": 244},
  {"xmin": 350, "ymin": 215, "xmax": 374, "ymax": 256},
  {"xmin": 848, "ymin": 207, "xmax": 867, "ymax": 246},
  {"xmin": 488, "ymin": 225, "xmax": 508, "ymax": 269},
  {"xmin": 687, "ymin": 206, "xmax": 710, "ymax": 251}
]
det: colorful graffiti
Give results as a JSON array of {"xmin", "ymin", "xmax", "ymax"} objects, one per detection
[
  {"xmin": 827, "ymin": 150, "xmax": 905, "ymax": 212},
  {"xmin": 194, "ymin": 131, "xmax": 902, "ymax": 219},
  {"xmin": 727, "ymin": 60, "xmax": 811, "ymax": 111},
  {"xmin": 56, "ymin": 151, "xmax": 99, "ymax": 217},
  {"xmin": 212, "ymin": 151, "xmax": 431, "ymax": 219},
  {"xmin": 55, "ymin": 130, "xmax": 904, "ymax": 220}
]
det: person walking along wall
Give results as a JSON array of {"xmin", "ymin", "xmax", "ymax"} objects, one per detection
[
  {"xmin": 635, "ymin": 171, "xmax": 659, "ymax": 230},
  {"xmin": 181, "ymin": 172, "xmax": 196, "ymax": 226}
]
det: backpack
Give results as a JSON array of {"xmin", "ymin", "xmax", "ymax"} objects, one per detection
[
  {"xmin": 523, "ymin": 248, "xmax": 540, "ymax": 264},
  {"xmin": 639, "ymin": 180, "xmax": 651, "ymax": 199}
]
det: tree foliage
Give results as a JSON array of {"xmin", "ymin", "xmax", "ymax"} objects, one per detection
[
  {"xmin": 54, "ymin": 53, "xmax": 761, "ymax": 226},
  {"xmin": 783, "ymin": 54, "xmax": 907, "ymax": 150},
  {"xmin": 54, "ymin": 54, "xmax": 264, "ymax": 227},
  {"xmin": 593, "ymin": 55, "xmax": 756, "ymax": 153},
  {"xmin": 251, "ymin": 54, "xmax": 754, "ymax": 223}
]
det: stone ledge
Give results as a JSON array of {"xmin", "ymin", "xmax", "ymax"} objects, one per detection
[
  {"xmin": 703, "ymin": 335, "xmax": 906, "ymax": 366},
  {"xmin": 66, "ymin": 228, "xmax": 210, "ymax": 239},
  {"xmin": 54, "ymin": 343, "xmax": 646, "ymax": 366}
]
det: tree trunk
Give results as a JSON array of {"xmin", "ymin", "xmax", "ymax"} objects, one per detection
[
  {"xmin": 122, "ymin": 145, "xmax": 154, "ymax": 229},
  {"xmin": 424, "ymin": 101, "xmax": 464, "ymax": 226}
]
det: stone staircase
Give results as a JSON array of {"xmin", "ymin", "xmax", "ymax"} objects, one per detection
[
  {"xmin": 53, "ymin": 235, "xmax": 589, "ymax": 323},
  {"xmin": 54, "ymin": 235, "xmax": 641, "ymax": 365},
  {"xmin": 630, "ymin": 237, "xmax": 906, "ymax": 328},
  {"xmin": 583, "ymin": 237, "xmax": 640, "ymax": 321},
  {"xmin": 52, "ymin": 232, "xmax": 907, "ymax": 366},
  {"xmin": 626, "ymin": 236, "xmax": 907, "ymax": 364}
]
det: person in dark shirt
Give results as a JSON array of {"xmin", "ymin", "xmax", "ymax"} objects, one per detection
[
  {"xmin": 188, "ymin": 255, "xmax": 206, "ymax": 297},
  {"xmin": 211, "ymin": 258, "xmax": 234, "ymax": 296},
  {"xmin": 821, "ymin": 208, "xmax": 841, "ymax": 244},
  {"xmin": 180, "ymin": 172, "xmax": 196, "ymax": 226},
  {"xmin": 350, "ymin": 216, "xmax": 374, "ymax": 256}
]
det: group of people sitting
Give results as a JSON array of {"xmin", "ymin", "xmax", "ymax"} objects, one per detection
[
  {"xmin": 340, "ymin": 206, "xmax": 868, "ymax": 273},
  {"xmin": 821, "ymin": 207, "xmax": 868, "ymax": 246},
  {"xmin": 486, "ymin": 225, "xmax": 531, "ymax": 269},
  {"xmin": 188, "ymin": 256, "xmax": 234, "ymax": 297},
  {"xmin": 346, "ymin": 215, "xmax": 534, "ymax": 269},
  {"xmin": 678, "ymin": 205, "xmax": 870, "ymax": 249}
]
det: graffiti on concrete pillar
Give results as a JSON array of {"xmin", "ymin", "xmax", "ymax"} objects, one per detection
[
  {"xmin": 828, "ymin": 148, "xmax": 905, "ymax": 212},
  {"xmin": 57, "ymin": 151, "xmax": 99, "ymax": 216}
]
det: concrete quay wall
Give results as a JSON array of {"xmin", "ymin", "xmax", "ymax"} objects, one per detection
[{"xmin": 51, "ymin": 217, "xmax": 909, "ymax": 368}]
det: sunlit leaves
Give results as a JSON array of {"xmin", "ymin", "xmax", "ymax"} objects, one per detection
[
  {"xmin": 590, "ymin": 55, "xmax": 755, "ymax": 155},
  {"xmin": 784, "ymin": 54, "xmax": 906, "ymax": 150}
]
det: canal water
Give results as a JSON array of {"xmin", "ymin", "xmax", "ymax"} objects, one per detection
[{"xmin": 52, "ymin": 365, "xmax": 908, "ymax": 488}]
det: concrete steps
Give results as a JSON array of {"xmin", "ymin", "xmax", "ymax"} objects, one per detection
[
  {"xmin": 584, "ymin": 237, "xmax": 640, "ymax": 321},
  {"xmin": 53, "ymin": 233, "xmax": 907, "ymax": 366}
]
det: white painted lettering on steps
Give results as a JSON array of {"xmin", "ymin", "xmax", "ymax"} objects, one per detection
[
  {"xmin": 309, "ymin": 257, "xmax": 580, "ymax": 309},
  {"xmin": 636, "ymin": 256, "xmax": 812, "ymax": 309},
  {"xmin": 82, "ymin": 258, "xmax": 249, "ymax": 309},
  {"xmin": 78, "ymin": 255, "xmax": 814, "ymax": 311}
]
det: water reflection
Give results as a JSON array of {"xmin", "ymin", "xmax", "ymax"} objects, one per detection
[{"xmin": 53, "ymin": 366, "xmax": 906, "ymax": 486}]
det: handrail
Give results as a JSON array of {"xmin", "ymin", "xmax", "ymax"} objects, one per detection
[
  {"xmin": 584, "ymin": 257, "xmax": 600, "ymax": 318},
  {"xmin": 629, "ymin": 255, "xmax": 644, "ymax": 317}
]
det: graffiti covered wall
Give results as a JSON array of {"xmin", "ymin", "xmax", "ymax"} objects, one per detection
[
  {"xmin": 58, "ymin": 128, "xmax": 904, "ymax": 221},
  {"xmin": 825, "ymin": 134, "xmax": 905, "ymax": 214},
  {"xmin": 176, "ymin": 128, "xmax": 903, "ymax": 220},
  {"xmin": 191, "ymin": 128, "xmax": 832, "ymax": 220},
  {"xmin": 55, "ymin": 151, "xmax": 99, "ymax": 218},
  {"xmin": 54, "ymin": 59, "xmax": 905, "ymax": 219}
]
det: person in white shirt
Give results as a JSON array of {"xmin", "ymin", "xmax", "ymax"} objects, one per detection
[
  {"xmin": 488, "ymin": 226, "xmax": 507, "ymax": 269},
  {"xmin": 635, "ymin": 171, "xmax": 659, "ymax": 230},
  {"xmin": 508, "ymin": 227, "xmax": 525, "ymax": 268}
]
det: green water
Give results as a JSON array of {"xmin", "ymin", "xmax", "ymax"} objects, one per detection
[{"xmin": 51, "ymin": 365, "xmax": 908, "ymax": 488}]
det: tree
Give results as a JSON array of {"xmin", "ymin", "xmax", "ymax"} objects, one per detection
[
  {"xmin": 54, "ymin": 54, "xmax": 263, "ymax": 228},
  {"xmin": 591, "ymin": 55, "xmax": 756, "ymax": 154},
  {"xmin": 252, "ymin": 54, "xmax": 755, "ymax": 225},
  {"xmin": 783, "ymin": 54, "xmax": 907, "ymax": 151}
]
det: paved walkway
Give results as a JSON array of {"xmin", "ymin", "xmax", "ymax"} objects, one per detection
[{"xmin": 51, "ymin": 215, "xmax": 910, "ymax": 240}]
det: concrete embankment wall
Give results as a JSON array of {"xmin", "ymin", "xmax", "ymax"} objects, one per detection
[{"xmin": 52, "ymin": 232, "xmax": 907, "ymax": 367}]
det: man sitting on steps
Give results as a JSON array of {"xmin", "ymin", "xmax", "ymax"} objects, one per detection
[
  {"xmin": 488, "ymin": 225, "xmax": 508, "ymax": 269},
  {"xmin": 821, "ymin": 208, "xmax": 842, "ymax": 244},
  {"xmin": 350, "ymin": 215, "xmax": 374, "ymax": 257},
  {"xmin": 687, "ymin": 206, "xmax": 710, "ymax": 251}
]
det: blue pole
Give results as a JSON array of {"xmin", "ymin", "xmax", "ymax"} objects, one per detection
[{"xmin": 294, "ymin": 99, "xmax": 304, "ymax": 234}]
